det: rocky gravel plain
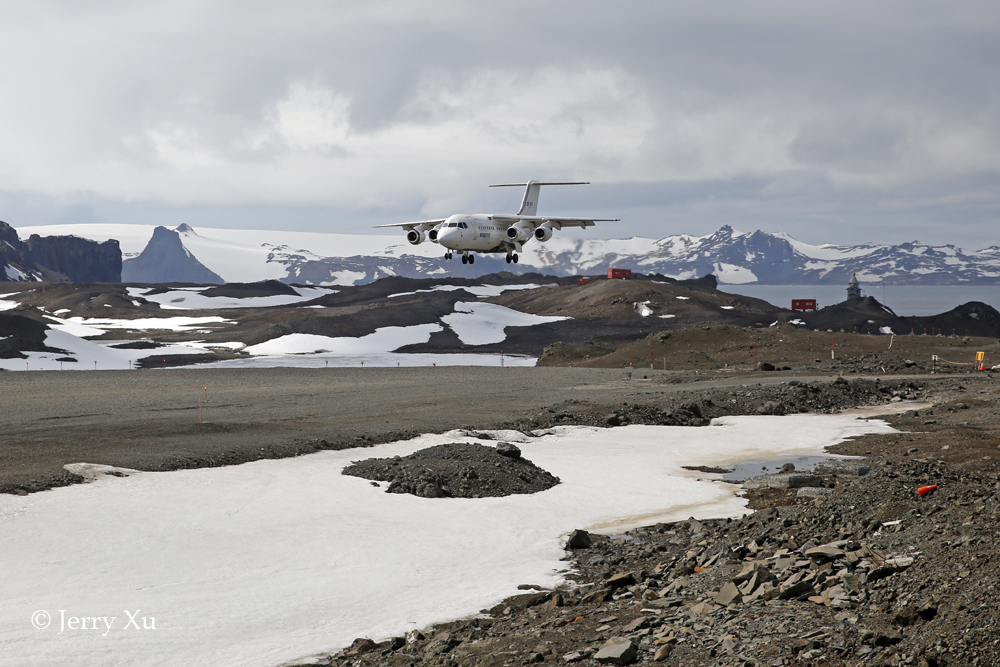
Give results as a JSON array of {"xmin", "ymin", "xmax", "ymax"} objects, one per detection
[{"xmin": 284, "ymin": 376, "xmax": 1000, "ymax": 667}]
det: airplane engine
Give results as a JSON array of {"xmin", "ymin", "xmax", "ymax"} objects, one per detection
[
  {"xmin": 406, "ymin": 229, "xmax": 426, "ymax": 245},
  {"xmin": 533, "ymin": 224, "xmax": 553, "ymax": 242},
  {"xmin": 428, "ymin": 227, "xmax": 440, "ymax": 242},
  {"xmin": 506, "ymin": 224, "xmax": 532, "ymax": 244}
]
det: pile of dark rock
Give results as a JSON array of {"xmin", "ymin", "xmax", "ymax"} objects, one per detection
[
  {"xmin": 302, "ymin": 450, "xmax": 999, "ymax": 667},
  {"xmin": 342, "ymin": 442, "xmax": 560, "ymax": 499}
]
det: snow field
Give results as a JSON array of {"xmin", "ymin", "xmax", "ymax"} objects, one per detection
[
  {"xmin": 442, "ymin": 301, "xmax": 568, "ymax": 346},
  {"xmin": 128, "ymin": 286, "xmax": 336, "ymax": 310},
  {"xmin": 0, "ymin": 415, "xmax": 896, "ymax": 667}
]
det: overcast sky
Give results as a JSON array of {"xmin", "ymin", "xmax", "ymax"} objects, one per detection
[{"xmin": 3, "ymin": 1, "xmax": 1000, "ymax": 247}]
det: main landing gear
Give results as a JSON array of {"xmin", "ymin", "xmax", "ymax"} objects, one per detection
[
  {"xmin": 461, "ymin": 254, "xmax": 475, "ymax": 264},
  {"xmin": 505, "ymin": 253, "xmax": 519, "ymax": 264}
]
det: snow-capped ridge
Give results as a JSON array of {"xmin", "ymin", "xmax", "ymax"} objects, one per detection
[{"xmin": 14, "ymin": 223, "xmax": 1000, "ymax": 286}]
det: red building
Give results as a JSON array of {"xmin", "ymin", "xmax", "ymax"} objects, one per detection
[
  {"xmin": 577, "ymin": 276, "xmax": 591, "ymax": 285},
  {"xmin": 791, "ymin": 299, "xmax": 817, "ymax": 311},
  {"xmin": 608, "ymin": 268, "xmax": 632, "ymax": 280}
]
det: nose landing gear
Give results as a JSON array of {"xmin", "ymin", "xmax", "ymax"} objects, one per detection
[{"xmin": 444, "ymin": 252, "xmax": 453, "ymax": 260}]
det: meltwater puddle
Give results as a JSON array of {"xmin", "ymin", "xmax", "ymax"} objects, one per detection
[{"xmin": 719, "ymin": 455, "xmax": 841, "ymax": 482}]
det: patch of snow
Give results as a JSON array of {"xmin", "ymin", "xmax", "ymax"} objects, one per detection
[
  {"xmin": 0, "ymin": 328, "xmax": 213, "ymax": 371},
  {"xmin": 4, "ymin": 265, "xmax": 28, "ymax": 281},
  {"xmin": 323, "ymin": 270, "xmax": 366, "ymax": 286},
  {"xmin": 879, "ymin": 326, "xmax": 894, "ymax": 334},
  {"xmin": 789, "ymin": 319, "xmax": 806, "ymax": 326},
  {"xmin": 58, "ymin": 315, "xmax": 232, "ymax": 333},
  {"xmin": 0, "ymin": 416, "xmax": 895, "ymax": 666},
  {"xmin": 0, "ymin": 296, "xmax": 22, "ymax": 311},
  {"xmin": 720, "ymin": 306, "xmax": 734, "ymax": 310},
  {"xmin": 659, "ymin": 314, "xmax": 676, "ymax": 319},
  {"xmin": 128, "ymin": 286, "xmax": 334, "ymax": 310},
  {"xmin": 245, "ymin": 325, "xmax": 442, "ymax": 356},
  {"xmin": 442, "ymin": 302, "xmax": 569, "ymax": 346},
  {"xmin": 634, "ymin": 301, "xmax": 653, "ymax": 317},
  {"xmin": 676, "ymin": 296, "xmax": 690, "ymax": 300},
  {"xmin": 712, "ymin": 262, "xmax": 757, "ymax": 284},
  {"xmin": 389, "ymin": 284, "xmax": 545, "ymax": 299}
]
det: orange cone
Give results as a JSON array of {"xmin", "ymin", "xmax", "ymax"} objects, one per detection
[{"xmin": 918, "ymin": 484, "xmax": 938, "ymax": 497}]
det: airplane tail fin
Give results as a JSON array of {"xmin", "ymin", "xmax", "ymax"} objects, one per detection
[{"xmin": 489, "ymin": 180, "xmax": 589, "ymax": 216}]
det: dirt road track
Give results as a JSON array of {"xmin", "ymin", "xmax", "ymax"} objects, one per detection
[{"xmin": 0, "ymin": 366, "xmax": 937, "ymax": 493}]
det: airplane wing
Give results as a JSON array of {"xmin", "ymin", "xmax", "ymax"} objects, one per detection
[
  {"xmin": 372, "ymin": 219, "xmax": 446, "ymax": 231},
  {"xmin": 489, "ymin": 215, "xmax": 619, "ymax": 230}
]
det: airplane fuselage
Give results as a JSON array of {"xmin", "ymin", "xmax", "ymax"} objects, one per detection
[{"xmin": 435, "ymin": 214, "xmax": 508, "ymax": 253}]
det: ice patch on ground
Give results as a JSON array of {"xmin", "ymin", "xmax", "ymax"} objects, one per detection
[
  {"xmin": 0, "ymin": 327, "xmax": 214, "ymax": 371},
  {"xmin": 56, "ymin": 315, "xmax": 232, "ymax": 333},
  {"xmin": 0, "ymin": 415, "xmax": 896, "ymax": 667},
  {"xmin": 129, "ymin": 286, "xmax": 335, "ymax": 310},
  {"xmin": 388, "ymin": 284, "xmax": 546, "ymax": 299},
  {"xmin": 0, "ymin": 294, "xmax": 23, "ymax": 310},
  {"xmin": 245, "ymin": 324, "xmax": 442, "ymax": 356},
  {"xmin": 442, "ymin": 302, "xmax": 569, "ymax": 345}
]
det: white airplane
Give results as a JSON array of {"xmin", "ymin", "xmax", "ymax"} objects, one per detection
[{"xmin": 374, "ymin": 181, "xmax": 618, "ymax": 265}]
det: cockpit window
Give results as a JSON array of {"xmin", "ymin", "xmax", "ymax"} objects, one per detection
[
  {"xmin": 448, "ymin": 222, "xmax": 458, "ymax": 227},
  {"xmin": 459, "ymin": 222, "xmax": 468, "ymax": 228}
]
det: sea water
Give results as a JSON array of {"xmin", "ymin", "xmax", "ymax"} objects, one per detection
[{"xmin": 718, "ymin": 284, "xmax": 1000, "ymax": 316}]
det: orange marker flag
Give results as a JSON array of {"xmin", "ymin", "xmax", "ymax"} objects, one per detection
[{"xmin": 917, "ymin": 484, "xmax": 938, "ymax": 497}]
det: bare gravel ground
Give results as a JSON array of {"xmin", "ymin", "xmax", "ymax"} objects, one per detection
[
  {"xmin": 0, "ymin": 365, "xmax": 796, "ymax": 493},
  {"xmin": 0, "ymin": 365, "xmax": 949, "ymax": 495}
]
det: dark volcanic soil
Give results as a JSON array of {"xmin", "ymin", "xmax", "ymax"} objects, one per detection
[{"xmin": 343, "ymin": 442, "xmax": 560, "ymax": 498}]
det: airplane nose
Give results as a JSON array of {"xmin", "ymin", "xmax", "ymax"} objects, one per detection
[{"xmin": 438, "ymin": 227, "xmax": 455, "ymax": 247}]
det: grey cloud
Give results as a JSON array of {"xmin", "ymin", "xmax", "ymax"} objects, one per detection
[{"xmin": 2, "ymin": 1, "xmax": 1000, "ymax": 247}]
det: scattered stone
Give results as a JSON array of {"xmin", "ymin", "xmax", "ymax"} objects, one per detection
[
  {"xmin": 606, "ymin": 572, "xmax": 635, "ymax": 589},
  {"xmin": 714, "ymin": 581, "xmax": 743, "ymax": 606},
  {"xmin": 812, "ymin": 460, "xmax": 871, "ymax": 476},
  {"xmin": 495, "ymin": 442, "xmax": 521, "ymax": 458},
  {"xmin": 804, "ymin": 544, "xmax": 846, "ymax": 561},
  {"xmin": 566, "ymin": 529, "xmax": 593, "ymax": 550},
  {"xmin": 797, "ymin": 487, "xmax": 833, "ymax": 498},
  {"xmin": 744, "ymin": 473, "xmax": 824, "ymax": 489},
  {"xmin": 594, "ymin": 638, "xmax": 637, "ymax": 665}
]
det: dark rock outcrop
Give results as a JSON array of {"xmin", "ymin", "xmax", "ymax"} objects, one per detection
[
  {"xmin": 121, "ymin": 226, "xmax": 224, "ymax": 284},
  {"xmin": 0, "ymin": 221, "xmax": 122, "ymax": 282},
  {"xmin": 25, "ymin": 234, "xmax": 122, "ymax": 282}
]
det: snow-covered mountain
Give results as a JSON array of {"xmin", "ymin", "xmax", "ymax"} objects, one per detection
[{"xmin": 15, "ymin": 223, "xmax": 1000, "ymax": 285}]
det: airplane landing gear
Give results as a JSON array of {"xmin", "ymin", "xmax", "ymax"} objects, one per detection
[
  {"xmin": 506, "ymin": 253, "xmax": 519, "ymax": 264},
  {"xmin": 461, "ymin": 254, "xmax": 467, "ymax": 264},
  {"xmin": 444, "ymin": 252, "xmax": 452, "ymax": 260},
  {"xmin": 468, "ymin": 254, "xmax": 475, "ymax": 264},
  {"xmin": 462, "ymin": 254, "xmax": 475, "ymax": 264}
]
